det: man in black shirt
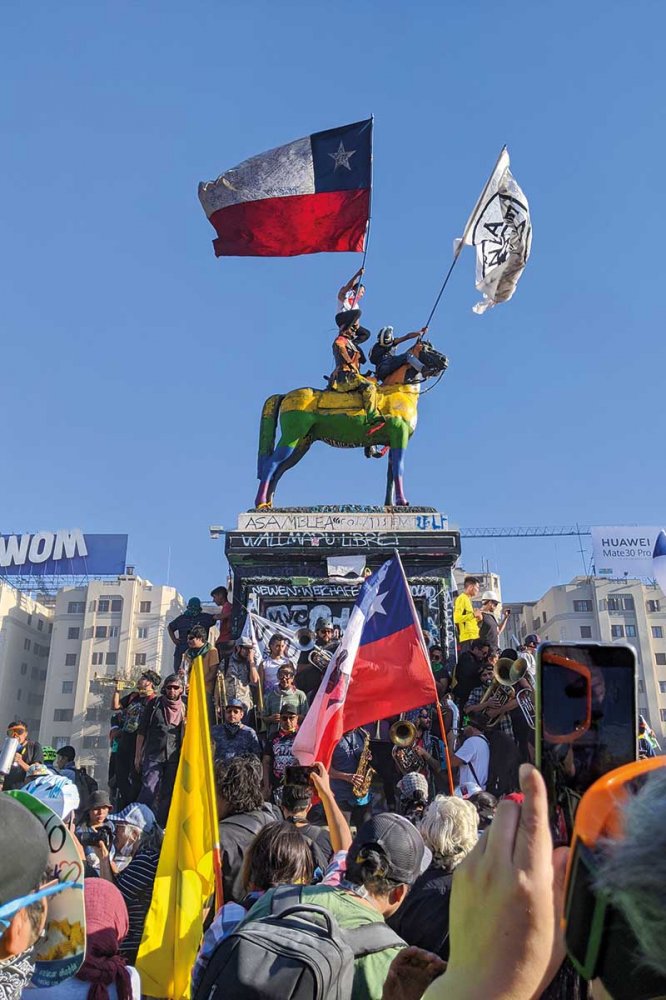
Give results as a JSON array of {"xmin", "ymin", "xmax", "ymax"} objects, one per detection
[
  {"xmin": 452, "ymin": 639, "xmax": 490, "ymax": 709},
  {"xmin": 478, "ymin": 591, "xmax": 510, "ymax": 654},
  {"xmin": 3, "ymin": 720, "xmax": 43, "ymax": 790},
  {"xmin": 167, "ymin": 598, "xmax": 216, "ymax": 672},
  {"xmin": 136, "ymin": 674, "xmax": 185, "ymax": 826}
]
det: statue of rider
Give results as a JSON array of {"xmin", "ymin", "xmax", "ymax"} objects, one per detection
[
  {"xmin": 329, "ymin": 309, "xmax": 383, "ymax": 427},
  {"xmin": 369, "ymin": 326, "xmax": 428, "ymax": 383}
]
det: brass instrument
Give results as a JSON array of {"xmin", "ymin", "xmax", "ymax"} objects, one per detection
[
  {"xmin": 390, "ymin": 719, "xmax": 421, "ymax": 774},
  {"xmin": 478, "ymin": 657, "xmax": 530, "ymax": 729},
  {"xmin": 293, "ymin": 627, "xmax": 316, "ymax": 652},
  {"xmin": 353, "ymin": 730, "xmax": 376, "ymax": 798},
  {"xmin": 215, "ymin": 669, "xmax": 227, "ymax": 724},
  {"xmin": 307, "ymin": 641, "xmax": 339, "ymax": 671}
]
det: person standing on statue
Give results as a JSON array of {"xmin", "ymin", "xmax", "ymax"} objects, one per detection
[
  {"xmin": 260, "ymin": 633, "xmax": 296, "ymax": 697},
  {"xmin": 454, "ymin": 576, "xmax": 482, "ymax": 653},
  {"xmin": 337, "ymin": 266, "xmax": 365, "ymax": 313}
]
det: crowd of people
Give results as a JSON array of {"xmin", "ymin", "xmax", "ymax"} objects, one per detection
[{"xmin": 1, "ymin": 578, "xmax": 664, "ymax": 999}]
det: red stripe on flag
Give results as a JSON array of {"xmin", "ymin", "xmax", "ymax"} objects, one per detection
[
  {"xmin": 343, "ymin": 625, "xmax": 437, "ymax": 731},
  {"xmin": 208, "ymin": 189, "xmax": 369, "ymax": 257}
]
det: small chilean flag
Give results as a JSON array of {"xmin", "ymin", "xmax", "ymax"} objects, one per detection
[
  {"xmin": 198, "ymin": 119, "xmax": 372, "ymax": 258},
  {"xmin": 293, "ymin": 553, "xmax": 437, "ymax": 768}
]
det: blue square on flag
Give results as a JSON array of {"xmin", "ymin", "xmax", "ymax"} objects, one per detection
[
  {"xmin": 311, "ymin": 119, "xmax": 372, "ymax": 194},
  {"xmin": 358, "ymin": 557, "xmax": 414, "ymax": 646}
]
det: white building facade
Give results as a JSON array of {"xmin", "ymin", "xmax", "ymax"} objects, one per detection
[
  {"xmin": 506, "ymin": 576, "xmax": 666, "ymax": 743},
  {"xmin": 40, "ymin": 574, "xmax": 184, "ymax": 777},
  {"xmin": 0, "ymin": 581, "xmax": 53, "ymax": 737}
]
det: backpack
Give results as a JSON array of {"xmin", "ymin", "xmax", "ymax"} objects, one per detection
[
  {"xmin": 192, "ymin": 885, "xmax": 404, "ymax": 1000},
  {"xmin": 483, "ymin": 731, "xmax": 520, "ymax": 798}
]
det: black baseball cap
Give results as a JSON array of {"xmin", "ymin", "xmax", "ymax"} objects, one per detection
[
  {"xmin": 0, "ymin": 795, "xmax": 49, "ymax": 908},
  {"xmin": 349, "ymin": 812, "xmax": 425, "ymax": 885}
]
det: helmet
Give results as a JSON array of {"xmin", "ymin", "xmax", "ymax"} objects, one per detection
[
  {"xmin": 378, "ymin": 326, "xmax": 394, "ymax": 347},
  {"xmin": 315, "ymin": 617, "xmax": 333, "ymax": 632},
  {"xmin": 42, "ymin": 745, "xmax": 57, "ymax": 763}
]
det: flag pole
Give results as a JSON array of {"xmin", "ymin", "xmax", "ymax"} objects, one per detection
[
  {"xmin": 393, "ymin": 549, "xmax": 455, "ymax": 794},
  {"xmin": 434, "ymin": 699, "xmax": 455, "ymax": 795},
  {"xmin": 422, "ymin": 144, "xmax": 508, "ymax": 329},
  {"xmin": 351, "ymin": 114, "xmax": 374, "ymax": 308}
]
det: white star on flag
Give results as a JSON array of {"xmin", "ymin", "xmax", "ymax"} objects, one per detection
[
  {"xmin": 329, "ymin": 141, "xmax": 356, "ymax": 171},
  {"xmin": 366, "ymin": 590, "xmax": 388, "ymax": 621}
]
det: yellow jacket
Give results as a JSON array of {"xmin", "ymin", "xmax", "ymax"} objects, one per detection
[{"xmin": 454, "ymin": 592, "xmax": 479, "ymax": 643}]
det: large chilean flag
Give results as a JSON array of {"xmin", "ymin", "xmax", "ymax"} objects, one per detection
[
  {"xmin": 293, "ymin": 553, "xmax": 437, "ymax": 768},
  {"xmin": 198, "ymin": 119, "xmax": 372, "ymax": 258}
]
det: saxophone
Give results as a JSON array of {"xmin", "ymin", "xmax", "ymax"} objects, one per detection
[{"xmin": 353, "ymin": 730, "xmax": 376, "ymax": 799}]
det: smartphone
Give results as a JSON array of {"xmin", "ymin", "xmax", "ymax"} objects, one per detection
[
  {"xmin": 284, "ymin": 765, "xmax": 316, "ymax": 785},
  {"xmin": 536, "ymin": 642, "xmax": 637, "ymax": 845}
]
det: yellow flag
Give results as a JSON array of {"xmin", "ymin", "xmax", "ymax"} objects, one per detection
[{"xmin": 136, "ymin": 656, "xmax": 220, "ymax": 999}]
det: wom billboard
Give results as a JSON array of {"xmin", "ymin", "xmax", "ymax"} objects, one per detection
[
  {"xmin": 0, "ymin": 530, "xmax": 128, "ymax": 576},
  {"xmin": 591, "ymin": 525, "xmax": 663, "ymax": 581}
]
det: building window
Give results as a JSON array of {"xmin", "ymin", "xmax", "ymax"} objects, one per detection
[
  {"xmin": 37, "ymin": 619, "xmax": 43, "ymax": 631},
  {"xmin": 53, "ymin": 709, "xmax": 73, "ymax": 722},
  {"xmin": 580, "ymin": 626, "xmax": 592, "ymax": 638},
  {"xmin": 607, "ymin": 596, "xmax": 635, "ymax": 612},
  {"xmin": 652, "ymin": 626, "xmax": 663, "ymax": 639},
  {"xmin": 67, "ymin": 602, "xmax": 86, "ymax": 614},
  {"xmin": 26, "ymin": 614, "xmax": 32, "ymax": 626},
  {"xmin": 574, "ymin": 600, "xmax": 593, "ymax": 612},
  {"xmin": 106, "ymin": 652, "xmax": 117, "ymax": 666},
  {"xmin": 661, "ymin": 710, "xmax": 666, "ymax": 722},
  {"xmin": 65, "ymin": 653, "xmax": 77, "ymax": 667},
  {"xmin": 83, "ymin": 735, "xmax": 105, "ymax": 749},
  {"xmin": 98, "ymin": 599, "xmax": 110, "ymax": 613},
  {"xmin": 139, "ymin": 602, "xmax": 152, "ymax": 613},
  {"xmin": 134, "ymin": 653, "xmax": 147, "ymax": 666},
  {"xmin": 108, "ymin": 626, "xmax": 119, "ymax": 638},
  {"xmin": 542, "ymin": 611, "xmax": 548, "ymax": 623},
  {"xmin": 533, "ymin": 616, "xmax": 541, "ymax": 630},
  {"xmin": 647, "ymin": 600, "xmax": 661, "ymax": 613},
  {"xmin": 611, "ymin": 625, "xmax": 625, "ymax": 638},
  {"xmin": 62, "ymin": 681, "xmax": 74, "ymax": 694},
  {"xmin": 656, "ymin": 654, "xmax": 666, "ymax": 666},
  {"xmin": 626, "ymin": 624, "xmax": 637, "ymax": 638},
  {"xmin": 48, "ymin": 623, "xmax": 53, "ymax": 633},
  {"xmin": 23, "ymin": 638, "xmax": 31, "ymax": 650},
  {"xmin": 95, "ymin": 626, "xmax": 108, "ymax": 639},
  {"xmin": 31, "ymin": 666, "xmax": 39, "ymax": 679},
  {"xmin": 67, "ymin": 627, "xmax": 80, "ymax": 640},
  {"xmin": 638, "ymin": 679, "xmax": 644, "ymax": 693},
  {"xmin": 137, "ymin": 627, "xmax": 148, "ymax": 639},
  {"xmin": 17, "ymin": 689, "xmax": 22, "ymax": 701},
  {"xmin": 659, "ymin": 681, "xmax": 666, "ymax": 694},
  {"xmin": 20, "ymin": 662, "xmax": 27, "ymax": 675},
  {"xmin": 111, "ymin": 599, "xmax": 122, "ymax": 612},
  {"xmin": 91, "ymin": 652, "xmax": 104, "ymax": 666}
]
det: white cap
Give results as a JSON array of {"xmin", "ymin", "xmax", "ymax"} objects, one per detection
[
  {"xmin": 481, "ymin": 590, "xmax": 500, "ymax": 603},
  {"xmin": 23, "ymin": 774, "xmax": 80, "ymax": 820}
]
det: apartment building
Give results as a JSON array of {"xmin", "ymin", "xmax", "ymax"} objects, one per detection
[
  {"xmin": 40, "ymin": 573, "xmax": 184, "ymax": 777},
  {"xmin": 0, "ymin": 580, "xmax": 53, "ymax": 735},
  {"xmin": 453, "ymin": 568, "xmax": 503, "ymax": 603},
  {"xmin": 507, "ymin": 575, "xmax": 666, "ymax": 743}
]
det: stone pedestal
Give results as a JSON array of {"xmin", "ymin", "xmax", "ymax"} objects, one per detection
[{"xmin": 225, "ymin": 506, "xmax": 461, "ymax": 667}]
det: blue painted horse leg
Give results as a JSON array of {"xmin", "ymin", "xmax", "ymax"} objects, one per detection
[
  {"xmin": 255, "ymin": 444, "xmax": 296, "ymax": 506},
  {"xmin": 389, "ymin": 447, "xmax": 408, "ymax": 506}
]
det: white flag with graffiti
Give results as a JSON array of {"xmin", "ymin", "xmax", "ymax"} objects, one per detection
[{"xmin": 459, "ymin": 146, "xmax": 532, "ymax": 314}]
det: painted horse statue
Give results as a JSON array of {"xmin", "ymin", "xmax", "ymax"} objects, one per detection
[{"xmin": 255, "ymin": 340, "xmax": 448, "ymax": 508}]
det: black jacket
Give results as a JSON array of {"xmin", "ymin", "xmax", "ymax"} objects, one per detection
[
  {"xmin": 387, "ymin": 863, "xmax": 454, "ymax": 959},
  {"xmin": 220, "ymin": 804, "xmax": 282, "ymax": 902}
]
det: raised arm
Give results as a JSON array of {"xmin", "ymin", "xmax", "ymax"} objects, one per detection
[
  {"xmin": 394, "ymin": 326, "xmax": 428, "ymax": 346},
  {"xmin": 337, "ymin": 267, "xmax": 364, "ymax": 302},
  {"xmin": 310, "ymin": 761, "xmax": 352, "ymax": 852}
]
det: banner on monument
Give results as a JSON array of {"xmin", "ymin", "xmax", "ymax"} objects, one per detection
[{"xmin": 590, "ymin": 525, "xmax": 664, "ymax": 580}]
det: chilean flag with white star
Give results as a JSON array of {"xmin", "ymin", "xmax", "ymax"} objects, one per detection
[
  {"xmin": 198, "ymin": 119, "xmax": 372, "ymax": 257},
  {"xmin": 293, "ymin": 553, "xmax": 438, "ymax": 768}
]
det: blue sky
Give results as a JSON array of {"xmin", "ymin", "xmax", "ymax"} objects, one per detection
[{"xmin": 1, "ymin": 1, "xmax": 663, "ymax": 602}]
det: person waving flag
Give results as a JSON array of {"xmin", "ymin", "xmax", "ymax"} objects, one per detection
[
  {"xmin": 198, "ymin": 118, "xmax": 372, "ymax": 257},
  {"xmin": 293, "ymin": 552, "xmax": 437, "ymax": 769}
]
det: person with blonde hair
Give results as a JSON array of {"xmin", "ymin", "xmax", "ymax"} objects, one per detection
[{"xmin": 387, "ymin": 795, "xmax": 478, "ymax": 960}]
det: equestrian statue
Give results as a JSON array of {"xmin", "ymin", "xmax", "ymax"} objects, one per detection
[{"xmin": 255, "ymin": 294, "xmax": 448, "ymax": 509}]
